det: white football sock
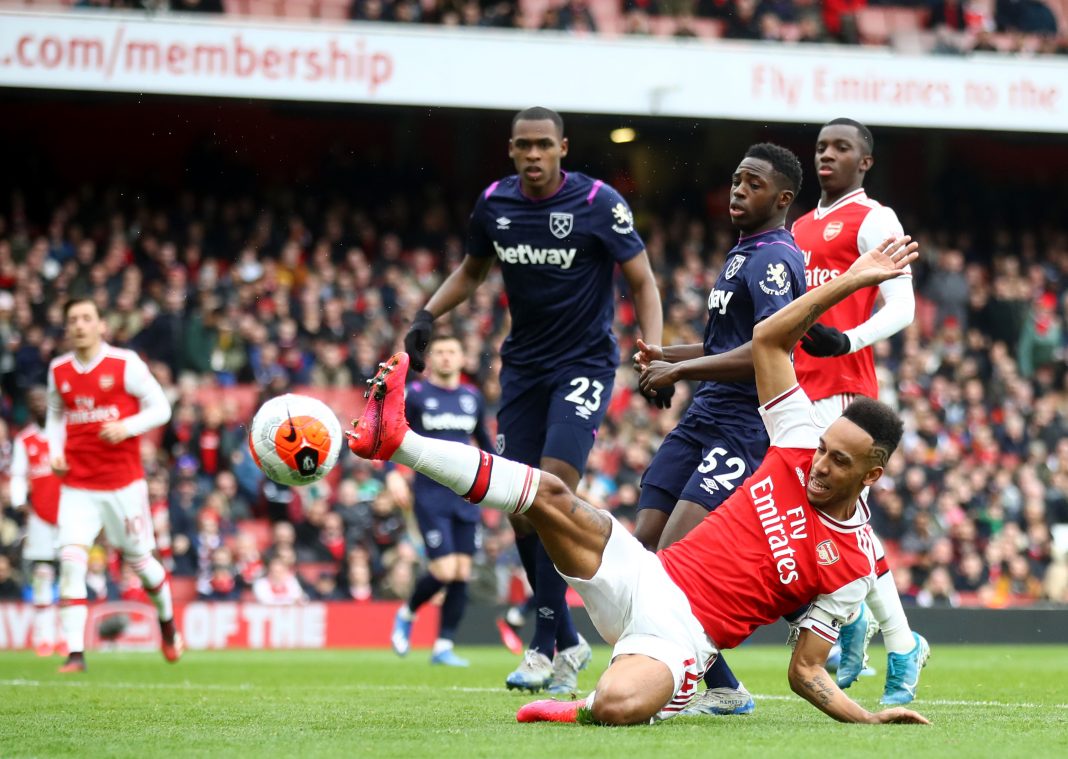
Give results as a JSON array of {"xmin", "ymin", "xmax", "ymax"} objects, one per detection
[
  {"xmin": 432, "ymin": 638, "xmax": 453, "ymax": 655},
  {"xmin": 32, "ymin": 563, "xmax": 55, "ymax": 645},
  {"xmin": 392, "ymin": 431, "xmax": 539, "ymax": 514},
  {"xmin": 865, "ymin": 532, "xmax": 915, "ymax": 655},
  {"xmin": 128, "ymin": 554, "xmax": 174, "ymax": 623},
  {"xmin": 59, "ymin": 546, "xmax": 89, "ymax": 653}
]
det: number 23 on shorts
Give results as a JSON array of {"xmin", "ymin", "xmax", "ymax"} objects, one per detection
[{"xmin": 565, "ymin": 376, "xmax": 605, "ymax": 421}]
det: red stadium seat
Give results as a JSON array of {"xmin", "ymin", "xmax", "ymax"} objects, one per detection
[
  {"xmin": 319, "ymin": 0, "xmax": 352, "ymax": 20},
  {"xmin": 280, "ymin": 0, "xmax": 318, "ymax": 18},
  {"xmin": 246, "ymin": 0, "xmax": 283, "ymax": 17},
  {"xmin": 222, "ymin": 0, "xmax": 251, "ymax": 14}
]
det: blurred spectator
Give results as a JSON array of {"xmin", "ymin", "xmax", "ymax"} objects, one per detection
[
  {"xmin": 310, "ymin": 570, "xmax": 345, "ymax": 600},
  {"xmin": 252, "ymin": 556, "xmax": 308, "ymax": 605},
  {"xmin": 200, "ymin": 546, "xmax": 241, "ymax": 601},
  {"xmin": 343, "ymin": 546, "xmax": 375, "ymax": 601},
  {"xmin": 233, "ymin": 532, "xmax": 265, "ymax": 590},
  {"xmin": 917, "ymin": 566, "xmax": 961, "ymax": 607},
  {"xmin": 85, "ymin": 546, "xmax": 119, "ymax": 601},
  {"xmin": 0, "ymin": 554, "xmax": 21, "ymax": 599}
]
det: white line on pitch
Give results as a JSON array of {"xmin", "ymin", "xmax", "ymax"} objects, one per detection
[{"xmin": 3, "ymin": 680, "xmax": 1066, "ymax": 710}]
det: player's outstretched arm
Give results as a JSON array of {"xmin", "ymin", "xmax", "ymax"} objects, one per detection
[
  {"xmin": 638, "ymin": 341, "xmax": 755, "ymax": 393},
  {"xmin": 632, "ymin": 339, "xmax": 704, "ymax": 372},
  {"xmin": 789, "ymin": 630, "xmax": 930, "ymax": 725},
  {"xmin": 752, "ymin": 236, "xmax": 918, "ymax": 406},
  {"xmin": 406, "ymin": 255, "xmax": 495, "ymax": 371}
]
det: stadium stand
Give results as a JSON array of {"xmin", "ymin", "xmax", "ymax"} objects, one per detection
[
  {"xmin": 0, "ymin": 0, "xmax": 1065, "ymax": 53},
  {"xmin": 1, "ymin": 137, "xmax": 1067, "ymax": 609}
]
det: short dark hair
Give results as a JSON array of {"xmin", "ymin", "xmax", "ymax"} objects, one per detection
[
  {"xmin": 825, "ymin": 118, "xmax": 874, "ymax": 155},
  {"xmin": 841, "ymin": 396, "xmax": 903, "ymax": 466},
  {"xmin": 744, "ymin": 142, "xmax": 803, "ymax": 194},
  {"xmin": 512, "ymin": 107, "xmax": 564, "ymax": 137},
  {"xmin": 63, "ymin": 296, "xmax": 99, "ymax": 320},
  {"xmin": 428, "ymin": 334, "xmax": 462, "ymax": 349}
]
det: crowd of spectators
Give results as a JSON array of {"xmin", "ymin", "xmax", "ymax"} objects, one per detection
[
  {"xmin": 20, "ymin": 0, "xmax": 1068, "ymax": 56},
  {"xmin": 2, "ymin": 0, "xmax": 1059, "ymax": 54},
  {"xmin": 0, "ymin": 159, "xmax": 1067, "ymax": 613}
]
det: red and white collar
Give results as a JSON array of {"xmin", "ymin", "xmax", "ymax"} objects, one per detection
[
  {"xmin": 813, "ymin": 493, "xmax": 871, "ymax": 534},
  {"xmin": 814, "ymin": 188, "xmax": 867, "ymax": 221},
  {"xmin": 71, "ymin": 343, "xmax": 111, "ymax": 374}
]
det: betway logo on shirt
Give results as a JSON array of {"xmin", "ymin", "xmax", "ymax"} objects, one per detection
[
  {"xmin": 492, "ymin": 241, "xmax": 577, "ymax": 270},
  {"xmin": 749, "ymin": 475, "xmax": 809, "ymax": 585},
  {"xmin": 421, "ymin": 412, "xmax": 477, "ymax": 433},
  {"xmin": 802, "ymin": 249, "xmax": 841, "ymax": 288}
]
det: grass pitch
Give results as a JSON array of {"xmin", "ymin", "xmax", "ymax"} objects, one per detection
[{"xmin": 2, "ymin": 645, "xmax": 1067, "ymax": 758}]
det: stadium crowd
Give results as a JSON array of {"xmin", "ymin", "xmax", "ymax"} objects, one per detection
[
  {"xmin": 0, "ymin": 168, "xmax": 1066, "ymax": 612},
  {"xmin": 17, "ymin": 0, "xmax": 1068, "ymax": 55}
]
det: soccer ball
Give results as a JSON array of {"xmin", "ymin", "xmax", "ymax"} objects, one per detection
[{"xmin": 248, "ymin": 393, "xmax": 343, "ymax": 486}]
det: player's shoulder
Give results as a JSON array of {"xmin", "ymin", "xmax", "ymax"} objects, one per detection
[
  {"xmin": 48, "ymin": 351, "xmax": 75, "ymax": 372},
  {"xmin": 747, "ymin": 230, "xmax": 804, "ymax": 266},
  {"xmin": 459, "ymin": 381, "xmax": 483, "ymax": 399},
  {"xmin": 14, "ymin": 424, "xmax": 40, "ymax": 443},
  {"xmin": 574, "ymin": 173, "xmax": 626, "ymax": 208},
  {"xmin": 474, "ymin": 175, "xmax": 519, "ymax": 208},
  {"xmin": 103, "ymin": 345, "xmax": 146, "ymax": 366}
]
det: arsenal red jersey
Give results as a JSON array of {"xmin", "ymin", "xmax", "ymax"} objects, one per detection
[
  {"xmin": 791, "ymin": 189, "xmax": 904, "ymax": 402},
  {"xmin": 11, "ymin": 425, "xmax": 60, "ymax": 524},
  {"xmin": 48, "ymin": 345, "xmax": 170, "ymax": 491},
  {"xmin": 658, "ymin": 385, "xmax": 876, "ymax": 649}
]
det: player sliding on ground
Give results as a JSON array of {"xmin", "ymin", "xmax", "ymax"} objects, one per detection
[{"xmin": 349, "ymin": 237, "xmax": 929, "ymax": 726}]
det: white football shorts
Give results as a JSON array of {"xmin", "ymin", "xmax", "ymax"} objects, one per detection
[
  {"xmin": 57, "ymin": 479, "xmax": 156, "ymax": 556},
  {"xmin": 558, "ymin": 514, "xmax": 718, "ymax": 718}
]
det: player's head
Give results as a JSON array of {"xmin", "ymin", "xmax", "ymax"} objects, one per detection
[
  {"xmin": 729, "ymin": 143, "xmax": 802, "ymax": 233},
  {"xmin": 808, "ymin": 396, "xmax": 903, "ymax": 510},
  {"xmin": 27, "ymin": 385, "xmax": 48, "ymax": 424},
  {"xmin": 63, "ymin": 297, "xmax": 106, "ymax": 355},
  {"xmin": 509, "ymin": 107, "xmax": 568, "ymax": 198},
  {"xmin": 815, "ymin": 118, "xmax": 874, "ymax": 198},
  {"xmin": 427, "ymin": 334, "xmax": 464, "ymax": 384}
]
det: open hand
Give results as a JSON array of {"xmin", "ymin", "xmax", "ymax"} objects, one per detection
[
  {"xmin": 870, "ymin": 707, "xmax": 931, "ymax": 725},
  {"xmin": 846, "ymin": 236, "xmax": 919, "ymax": 288}
]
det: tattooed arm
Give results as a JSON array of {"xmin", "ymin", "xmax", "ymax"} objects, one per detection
[
  {"xmin": 752, "ymin": 236, "xmax": 918, "ymax": 407},
  {"xmin": 789, "ymin": 629, "xmax": 930, "ymax": 724}
]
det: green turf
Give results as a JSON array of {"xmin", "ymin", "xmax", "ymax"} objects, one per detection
[{"xmin": 2, "ymin": 645, "xmax": 1066, "ymax": 758}]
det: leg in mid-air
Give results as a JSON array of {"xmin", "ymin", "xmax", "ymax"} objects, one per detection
[
  {"xmin": 349, "ymin": 353, "xmax": 714, "ymax": 725},
  {"xmin": 102, "ymin": 481, "xmax": 184, "ymax": 664}
]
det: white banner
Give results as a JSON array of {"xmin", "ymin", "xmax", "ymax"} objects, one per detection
[{"xmin": 1, "ymin": 10, "xmax": 1066, "ymax": 133}]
